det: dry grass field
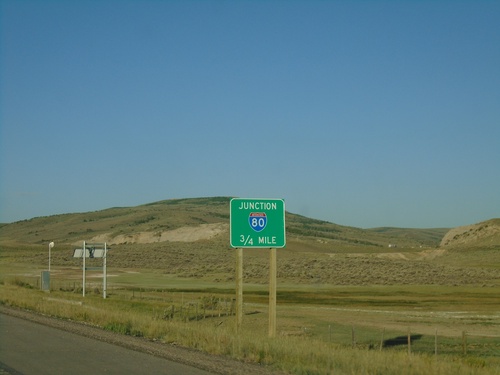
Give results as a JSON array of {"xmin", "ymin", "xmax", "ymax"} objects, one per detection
[{"xmin": 1, "ymin": 197, "xmax": 499, "ymax": 374}]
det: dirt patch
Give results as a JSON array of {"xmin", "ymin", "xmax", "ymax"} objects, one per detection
[
  {"xmin": 376, "ymin": 252, "xmax": 409, "ymax": 261},
  {"xmin": 418, "ymin": 248, "xmax": 446, "ymax": 260},
  {"xmin": 376, "ymin": 249, "xmax": 446, "ymax": 261},
  {"xmin": 84, "ymin": 223, "xmax": 228, "ymax": 245}
]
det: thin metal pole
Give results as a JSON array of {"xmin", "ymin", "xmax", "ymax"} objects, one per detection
[
  {"xmin": 103, "ymin": 242, "xmax": 107, "ymax": 299},
  {"xmin": 83, "ymin": 241, "xmax": 86, "ymax": 297}
]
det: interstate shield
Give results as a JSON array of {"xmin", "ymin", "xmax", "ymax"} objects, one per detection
[{"xmin": 249, "ymin": 212, "xmax": 267, "ymax": 232}]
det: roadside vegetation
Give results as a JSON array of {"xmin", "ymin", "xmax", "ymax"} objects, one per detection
[
  {"xmin": 1, "ymin": 267, "xmax": 499, "ymax": 374},
  {"xmin": 1, "ymin": 197, "xmax": 499, "ymax": 374}
]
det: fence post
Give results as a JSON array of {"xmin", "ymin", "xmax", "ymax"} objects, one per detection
[
  {"xmin": 380, "ymin": 328, "xmax": 385, "ymax": 351},
  {"xmin": 407, "ymin": 328, "xmax": 411, "ymax": 355},
  {"xmin": 462, "ymin": 331, "xmax": 467, "ymax": 355},
  {"xmin": 435, "ymin": 329, "xmax": 438, "ymax": 356},
  {"xmin": 351, "ymin": 326, "xmax": 356, "ymax": 349}
]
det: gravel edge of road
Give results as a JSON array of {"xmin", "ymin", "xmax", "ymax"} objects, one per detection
[{"xmin": 0, "ymin": 305, "xmax": 285, "ymax": 375}]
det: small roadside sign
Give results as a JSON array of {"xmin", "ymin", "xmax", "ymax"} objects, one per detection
[{"xmin": 230, "ymin": 198, "xmax": 286, "ymax": 248}]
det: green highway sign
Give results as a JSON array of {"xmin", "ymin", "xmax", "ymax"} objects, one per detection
[{"xmin": 230, "ymin": 198, "xmax": 286, "ymax": 248}]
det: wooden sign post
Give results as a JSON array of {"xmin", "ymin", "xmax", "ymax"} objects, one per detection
[
  {"xmin": 269, "ymin": 248, "xmax": 277, "ymax": 337},
  {"xmin": 230, "ymin": 198, "xmax": 285, "ymax": 338},
  {"xmin": 235, "ymin": 248, "xmax": 243, "ymax": 332}
]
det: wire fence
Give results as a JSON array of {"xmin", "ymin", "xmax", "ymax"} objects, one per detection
[
  {"xmin": 6, "ymin": 276, "xmax": 500, "ymax": 359},
  {"xmin": 324, "ymin": 324, "xmax": 500, "ymax": 358}
]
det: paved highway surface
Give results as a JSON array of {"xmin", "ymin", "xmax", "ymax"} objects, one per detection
[{"xmin": 0, "ymin": 313, "xmax": 214, "ymax": 375}]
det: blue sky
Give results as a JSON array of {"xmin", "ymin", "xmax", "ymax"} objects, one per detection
[{"xmin": 1, "ymin": 0, "xmax": 499, "ymax": 228}]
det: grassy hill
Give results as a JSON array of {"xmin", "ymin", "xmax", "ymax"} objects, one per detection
[
  {"xmin": 0, "ymin": 196, "xmax": 443, "ymax": 248},
  {"xmin": 440, "ymin": 218, "xmax": 500, "ymax": 248},
  {"xmin": 1, "ymin": 197, "xmax": 499, "ymax": 287}
]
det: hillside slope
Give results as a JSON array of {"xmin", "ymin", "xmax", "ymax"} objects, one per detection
[
  {"xmin": 440, "ymin": 218, "xmax": 500, "ymax": 248},
  {"xmin": 367, "ymin": 227, "xmax": 449, "ymax": 247},
  {"xmin": 0, "ymin": 197, "xmax": 442, "ymax": 249}
]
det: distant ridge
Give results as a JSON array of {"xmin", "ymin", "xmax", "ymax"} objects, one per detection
[
  {"xmin": 1, "ymin": 197, "xmax": 491, "ymax": 249},
  {"xmin": 367, "ymin": 227, "xmax": 450, "ymax": 247}
]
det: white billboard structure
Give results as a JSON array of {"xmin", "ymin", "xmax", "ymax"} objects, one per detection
[{"xmin": 73, "ymin": 241, "xmax": 109, "ymax": 299}]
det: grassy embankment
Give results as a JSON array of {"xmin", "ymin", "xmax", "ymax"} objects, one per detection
[{"xmin": 1, "ymin": 268, "xmax": 499, "ymax": 375}]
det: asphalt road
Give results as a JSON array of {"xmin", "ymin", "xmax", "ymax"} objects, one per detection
[{"xmin": 0, "ymin": 313, "xmax": 214, "ymax": 375}]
